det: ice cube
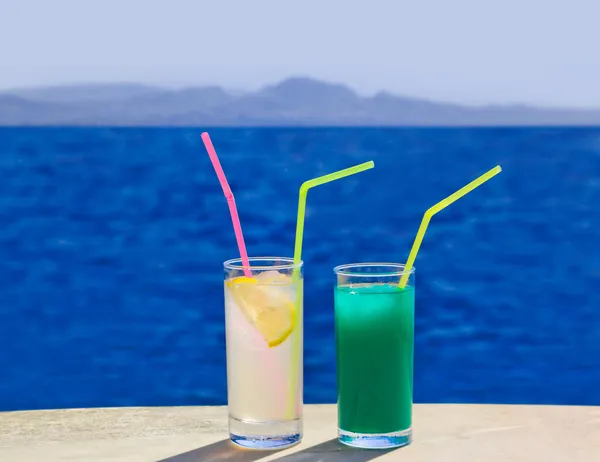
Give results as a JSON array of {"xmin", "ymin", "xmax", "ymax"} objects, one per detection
[{"xmin": 254, "ymin": 270, "xmax": 291, "ymax": 285}]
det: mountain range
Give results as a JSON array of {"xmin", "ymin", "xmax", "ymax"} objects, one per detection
[{"xmin": 2, "ymin": 77, "xmax": 600, "ymax": 126}]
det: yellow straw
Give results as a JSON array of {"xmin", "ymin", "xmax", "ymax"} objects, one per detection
[
  {"xmin": 398, "ymin": 165, "xmax": 502, "ymax": 289},
  {"xmin": 292, "ymin": 161, "xmax": 375, "ymax": 269},
  {"xmin": 287, "ymin": 160, "xmax": 375, "ymax": 418}
]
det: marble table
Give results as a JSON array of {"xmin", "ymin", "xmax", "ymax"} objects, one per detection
[{"xmin": 1, "ymin": 404, "xmax": 599, "ymax": 461}]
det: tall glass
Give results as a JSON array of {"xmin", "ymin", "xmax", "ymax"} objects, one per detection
[
  {"xmin": 333, "ymin": 263, "xmax": 415, "ymax": 449},
  {"xmin": 224, "ymin": 257, "xmax": 303, "ymax": 449}
]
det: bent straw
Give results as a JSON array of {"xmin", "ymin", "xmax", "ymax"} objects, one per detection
[
  {"xmin": 398, "ymin": 165, "xmax": 502, "ymax": 288},
  {"xmin": 201, "ymin": 132, "xmax": 252, "ymax": 278},
  {"xmin": 292, "ymin": 161, "xmax": 375, "ymax": 269},
  {"xmin": 202, "ymin": 133, "xmax": 287, "ymax": 408},
  {"xmin": 287, "ymin": 160, "xmax": 375, "ymax": 418}
]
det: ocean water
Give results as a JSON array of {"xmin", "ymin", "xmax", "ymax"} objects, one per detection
[{"xmin": 0, "ymin": 127, "xmax": 598, "ymax": 411}]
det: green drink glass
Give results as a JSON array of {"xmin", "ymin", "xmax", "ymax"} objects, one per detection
[{"xmin": 333, "ymin": 263, "xmax": 415, "ymax": 449}]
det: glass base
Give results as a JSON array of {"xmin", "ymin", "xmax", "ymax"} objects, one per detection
[
  {"xmin": 229, "ymin": 416, "xmax": 302, "ymax": 450},
  {"xmin": 338, "ymin": 427, "xmax": 412, "ymax": 449},
  {"xmin": 231, "ymin": 432, "xmax": 301, "ymax": 449}
]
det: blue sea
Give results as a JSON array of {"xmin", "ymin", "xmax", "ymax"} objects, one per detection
[{"xmin": 0, "ymin": 127, "xmax": 599, "ymax": 411}]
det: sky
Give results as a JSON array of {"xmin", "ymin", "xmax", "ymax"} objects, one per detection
[{"xmin": 1, "ymin": 0, "xmax": 599, "ymax": 107}]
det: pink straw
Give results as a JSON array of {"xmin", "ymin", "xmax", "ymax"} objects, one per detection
[{"xmin": 201, "ymin": 132, "xmax": 252, "ymax": 278}]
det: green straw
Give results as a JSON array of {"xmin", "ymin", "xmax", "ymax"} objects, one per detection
[
  {"xmin": 287, "ymin": 160, "xmax": 375, "ymax": 418},
  {"xmin": 292, "ymin": 161, "xmax": 375, "ymax": 269},
  {"xmin": 398, "ymin": 165, "xmax": 502, "ymax": 289}
]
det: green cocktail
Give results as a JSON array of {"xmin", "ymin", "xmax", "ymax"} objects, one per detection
[{"xmin": 334, "ymin": 263, "xmax": 415, "ymax": 449}]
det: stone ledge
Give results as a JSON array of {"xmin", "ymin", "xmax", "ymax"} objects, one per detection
[{"xmin": 1, "ymin": 404, "xmax": 599, "ymax": 461}]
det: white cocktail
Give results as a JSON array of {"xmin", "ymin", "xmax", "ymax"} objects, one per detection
[{"xmin": 224, "ymin": 257, "xmax": 303, "ymax": 449}]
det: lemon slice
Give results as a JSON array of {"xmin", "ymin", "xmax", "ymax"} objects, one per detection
[{"xmin": 226, "ymin": 276, "xmax": 295, "ymax": 347}]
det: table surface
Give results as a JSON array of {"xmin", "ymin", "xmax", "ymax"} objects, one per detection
[{"xmin": 1, "ymin": 404, "xmax": 599, "ymax": 461}]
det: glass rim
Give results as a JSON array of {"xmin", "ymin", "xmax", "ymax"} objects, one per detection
[
  {"xmin": 224, "ymin": 256, "xmax": 303, "ymax": 271},
  {"xmin": 333, "ymin": 262, "xmax": 416, "ymax": 277}
]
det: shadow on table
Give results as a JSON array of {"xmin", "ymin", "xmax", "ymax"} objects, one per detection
[
  {"xmin": 272, "ymin": 438, "xmax": 396, "ymax": 461},
  {"xmin": 157, "ymin": 437, "xmax": 396, "ymax": 462},
  {"xmin": 156, "ymin": 438, "xmax": 284, "ymax": 461}
]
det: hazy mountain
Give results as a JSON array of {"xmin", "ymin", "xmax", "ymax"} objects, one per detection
[
  {"xmin": 0, "ymin": 94, "xmax": 76, "ymax": 125},
  {"xmin": 1, "ymin": 77, "xmax": 600, "ymax": 126},
  {"xmin": 6, "ymin": 83, "xmax": 162, "ymax": 103}
]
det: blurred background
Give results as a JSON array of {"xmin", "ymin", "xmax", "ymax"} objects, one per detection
[{"xmin": 0, "ymin": 1, "xmax": 599, "ymax": 411}]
